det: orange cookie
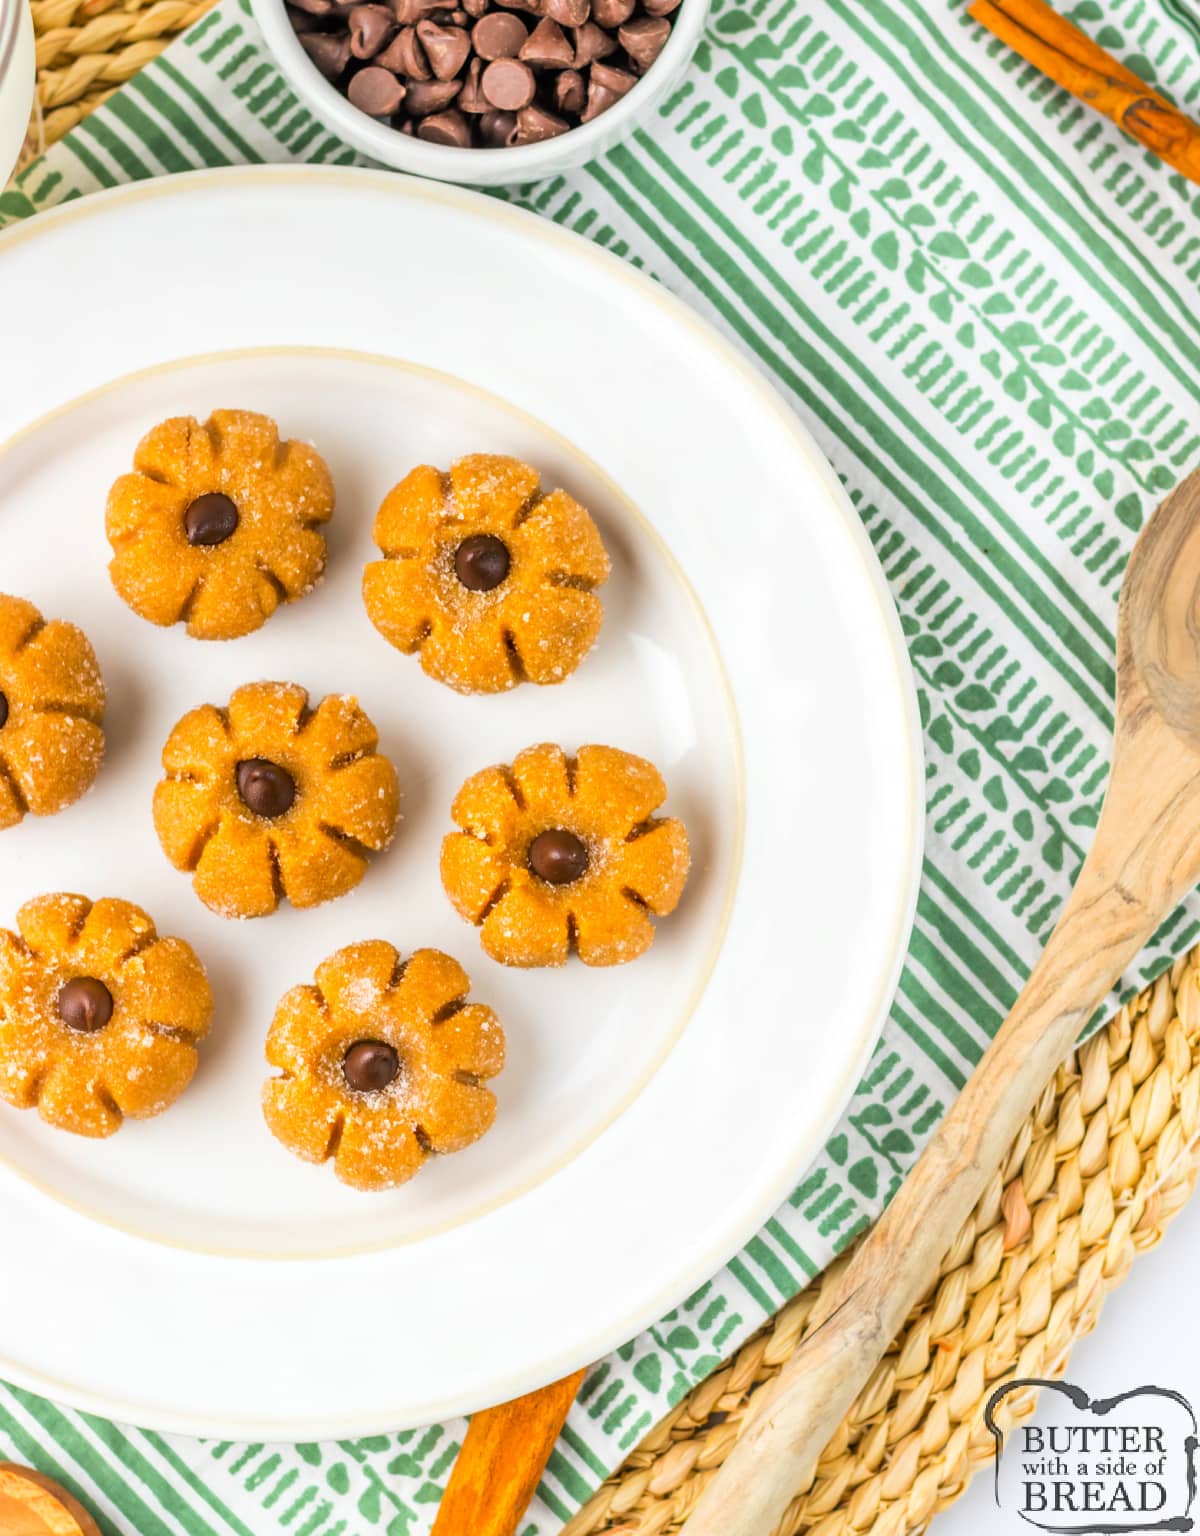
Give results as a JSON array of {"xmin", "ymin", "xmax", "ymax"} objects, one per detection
[
  {"xmin": 362, "ymin": 453, "xmax": 610, "ymax": 694},
  {"xmin": 441, "ymin": 743, "xmax": 690, "ymax": 967},
  {"xmin": 106, "ymin": 409, "xmax": 334, "ymax": 640},
  {"xmin": 262, "ymin": 941, "xmax": 505, "ymax": 1192},
  {"xmin": 0, "ymin": 894, "xmax": 212, "ymax": 1139},
  {"xmin": 0, "ymin": 594, "xmax": 105, "ymax": 831},
  {"xmin": 153, "ymin": 681, "xmax": 400, "ymax": 919}
]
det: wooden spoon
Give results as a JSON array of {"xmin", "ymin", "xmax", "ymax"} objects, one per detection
[
  {"xmin": 679, "ymin": 467, "xmax": 1200, "ymax": 1536},
  {"xmin": 0, "ymin": 1465, "xmax": 101, "ymax": 1536},
  {"xmin": 431, "ymin": 1368, "xmax": 587, "ymax": 1536}
]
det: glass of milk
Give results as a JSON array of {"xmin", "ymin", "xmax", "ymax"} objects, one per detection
[{"xmin": 0, "ymin": 0, "xmax": 37, "ymax": 186}]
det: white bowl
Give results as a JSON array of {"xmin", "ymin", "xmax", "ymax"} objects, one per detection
[{"xmin": 250, "ymin": 0, "xmax": 707, "ymax": 185}]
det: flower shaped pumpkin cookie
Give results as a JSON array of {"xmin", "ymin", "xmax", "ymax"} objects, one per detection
[
  {"xmin": 0, "ymin": 893, "xmax": 213, "ymax": 1138},
  {"xmin": 153, "ymin": 681, "xmax": 400, "ymax": 920},
  {"xmin": 106, "ymin": 409, "xmax": 334, "ymax": 640},
  {"xmin": 0, "ymin": 595, "xmax": 105, "ymax": 831},
  {"xmin": 262, "ymin": 941, "xmax": 505, "ymax": 1191},
  {"xmin": 441, "ymin": 743, "xmax": 690, "ymax": 967},
  {"xmin": 362, "ymin": 454, "xmax": 610, "ymax": 694}
]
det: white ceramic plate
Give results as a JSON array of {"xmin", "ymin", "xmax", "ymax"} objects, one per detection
[{"xmin": 0, "ymin": 167, "xmax": 921, "ymax": 1438}]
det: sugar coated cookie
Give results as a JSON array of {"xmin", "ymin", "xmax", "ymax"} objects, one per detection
[
  {"xmin": 262, "ymin": 941, "xmax": 504, "ymax": 1191},
  {"xmin": 441, "ymin": 742, "xmax": 689, "ymax": 966},
  {"xmin": 363, "ymin": 453, "xmax": 609, "ymax": 694},
  {"xmin": 106, "ymin": 409, "xmax": 334, "ymax": 640},
  {"xmin": 0, "ymin": 594, "xmax": 105, "ymax": 831},
  {"xmin": 0, "ymin": 893, "xmax": 212, "ymax": 1138},
  {"xmin": 153, "ymin": 681, "xmax": 400, "ymax": 919}
]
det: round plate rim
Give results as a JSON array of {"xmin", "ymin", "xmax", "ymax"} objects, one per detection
[{"xmin": 0, "ymin": 166, "xmax": 925, "ymax": 1437}]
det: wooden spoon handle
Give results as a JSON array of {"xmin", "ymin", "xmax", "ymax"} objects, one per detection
[
  {"xmin": 0, "ymin": 1465, "xmax": 102, "ymax": 1536},
  {"xmin": 431, "ymin": 1368, "xmax": 587, "ymax": 1536},
  {"xmin": 679, "ymin": 779, "xmax": 1183, "ymax": 1536}
]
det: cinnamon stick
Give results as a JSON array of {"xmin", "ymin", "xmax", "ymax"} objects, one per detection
[{"xmin": 968, "ymin": 0, "xmax": 1200, "ymax": 185}]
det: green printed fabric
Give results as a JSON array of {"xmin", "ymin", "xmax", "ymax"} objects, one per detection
[{"xmin": 5, "ymin": 0, "xmax": 1200, "ymax": 1528}]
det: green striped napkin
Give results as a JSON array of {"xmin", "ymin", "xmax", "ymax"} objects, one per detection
[{"xmin": 6, "ymin": 0, "xmax": 1200, "ymax": 1529}]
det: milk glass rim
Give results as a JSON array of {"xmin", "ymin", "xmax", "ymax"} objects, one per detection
[{"xmin": 0, "ymin": 0, "xmax": 23, "ymax": 98}]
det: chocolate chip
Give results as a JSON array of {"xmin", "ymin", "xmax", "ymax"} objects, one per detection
[
  {"xmin": 514, "ymin": 101, "xmax": 569, "ymax": 140},
  {"xmin": 184, "ymin": 492, "xmax": 239, "ymax": 547},
  {"xmin": 529, "ymin": 828, "xmax": 589, "ymax": 885},
  {"xmin": 520, "ymin": 15, "xmax": 573, "ymax": 64},
  {"xmin": 571, "ymin": 18, "xmax": 615, "ymax": 63},
  {"xmin": 472, "ymin": 10, "xmax": 527, "ymax": 57},
  {"xmin": 348, "ymin": 64, "xmax": 407, "ymax": 113},
  {"xmin": 454, "ymin": 533, "xmax": 511, "ymax": 590},
  {"xmin": 391, "ymin": 0, "xmax": 443, "ymax": 22},
  {"xmin": 237, "ymin": 758, "xmax": 297, "ymax": 819},
  {"xmin": 481, "ymin": 55, "xmax": 535, "ymax": 108},
  {"xmin": 590, "ymin": 0, "xmax": 632, "ymax": 25},
  {"xmin": 458, "ymin": 56, "xmax": 489, "ymax": 109},
  {"xmin": 349, "ymin": 3, "xmax": 398, "ymax": 55},
  {"xmin": 618, "ymin": 13, "xmax": 669, "ymax": 68},
  {"xmin": 580, "ymin": 79, "xmax": 619, "ymax": 120},
  {"xmin": 0, "ymin": 692, "xmax": 8, "ymax": 731},
  {"xmin": 590, "ymin": 58, "xmax": 636, "ymax": 92},
  {"xmin": 417, "ymin": 18, "xmax": 471, "ymax": 76},
  {"xmin": 405, "ymin": 76, "xmax": 462, "ymax": 112},
  {"xmin": 285, "ymin": 0, "xmax": 677, "ymax": 146},
  {"xmin": 300, "ymin": 30, "xmax": 353, "ymax": 76},
  {"xmin": 343, "ymin": 1040, "xmax": 401, "ymax": 1093},
  {"xmin": 287, "ymin": 5, "xmax": 322, "ymax": 33},
  {"xmin": 419, "ymin": 107, "xmax": 473, "ymax": 142},
  {"xmin": 479, "ymin": 107, "xmax": 517, "ymax": 144},
  {"xmin": 376, "ymin": 23, "xmax": 429, "ymax": 74},
  {"xmin": 58, "ymin": 977, "xmax": 113, "ymax": 1034},
  {"xmin": 553, "ymin": 66, "xmax": 585, "ymax": 112},
  {"xmin": 581, "ymin": 59, "xmax": 636, "ymax": 123}
]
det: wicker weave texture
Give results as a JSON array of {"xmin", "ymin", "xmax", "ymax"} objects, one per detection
[
  {"xmin": 568, "ymin": 953, "xmax": 1200, "ymax": 1536},
  {"xmin": 32, "ymin": 0, "xmax": 214, "ymax": 144}
]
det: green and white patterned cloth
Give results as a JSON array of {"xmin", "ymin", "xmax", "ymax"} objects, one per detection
[{"xmin": 5, "ymin": 0, "xmax": 1200, "ymax": 1529}]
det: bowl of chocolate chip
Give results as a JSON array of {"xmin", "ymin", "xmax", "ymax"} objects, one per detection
[{"xmin": 252, "ymin": 0, "xmax": 702, "ymax": 183}]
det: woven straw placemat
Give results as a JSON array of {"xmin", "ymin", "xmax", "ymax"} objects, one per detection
[
  {"xmin": 32, "ymin": 0, "xmax": 214, "ymax": 145},
  {"xmin": 26, "ymin": 11, "xmax": 1200, "ymax": 1533}
]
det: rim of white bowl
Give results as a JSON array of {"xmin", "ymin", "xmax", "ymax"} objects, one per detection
[
  {"xmin": 252, "ymin": 0, "xmax": 706, "ymax": 180},
  {"xmin": 0, "ymin": 0, "xmax": 21, "ymax": 91}
]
